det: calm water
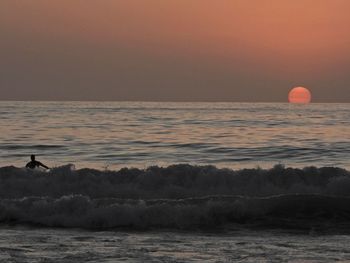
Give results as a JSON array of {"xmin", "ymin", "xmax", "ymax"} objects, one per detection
[{"xmin": 1, "ymin": 101, "xmax": 350, "ymax": 170}]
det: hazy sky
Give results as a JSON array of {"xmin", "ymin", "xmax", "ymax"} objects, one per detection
[{"xmin": 1, "ymin": 0, "xmax": 350, "ymax": 102}]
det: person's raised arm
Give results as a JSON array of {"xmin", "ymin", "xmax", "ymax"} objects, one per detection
[{"xmin": 38, "ymin": 162, "xmax": 49, "ymax": 169}]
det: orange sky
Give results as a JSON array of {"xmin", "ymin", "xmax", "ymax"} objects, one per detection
[{"xmin": 1, "ymin": 0, "xmax": 350, "ymax": 101}]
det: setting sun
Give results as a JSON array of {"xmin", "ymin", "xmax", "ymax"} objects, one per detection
[{"xmin": 288, "ymin": 87, "xmax": 312, "ymax": 104}]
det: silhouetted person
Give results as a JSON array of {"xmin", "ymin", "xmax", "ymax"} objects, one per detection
[{"xmin": 26, "ymin": 155, "xmax": 49, "ymax": 169}]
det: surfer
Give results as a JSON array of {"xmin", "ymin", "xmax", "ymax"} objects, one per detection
[{"xmin": 26, "ymin": 154, "xmax": 49, "ymax": 169}]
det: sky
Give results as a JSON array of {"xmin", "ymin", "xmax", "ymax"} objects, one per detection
[{"xmin": 1, "ymin": 0, "xmax": 350, "ymax": 102}]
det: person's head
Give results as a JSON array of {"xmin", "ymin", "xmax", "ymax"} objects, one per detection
[{"xmin": 31, "ymin": 154, "xmax": 35, "ymax": 161}]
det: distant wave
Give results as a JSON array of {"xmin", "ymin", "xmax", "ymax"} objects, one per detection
[{"xmin": 1, "ymin": 164, "xmax": 350, "ymax": 230}]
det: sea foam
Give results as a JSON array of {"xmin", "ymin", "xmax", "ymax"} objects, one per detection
[{"xmin": 0, "ymin": 164, "xmax": 350, "ymax": 230}]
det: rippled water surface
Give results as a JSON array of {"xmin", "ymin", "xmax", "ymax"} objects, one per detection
[
  {"xmin": 1, "ymin": 101, "xmax": 349, "ymax": 169},
  {"xmin": 1, "ymin": 227, "xmax": 350, "ymax": 263}
]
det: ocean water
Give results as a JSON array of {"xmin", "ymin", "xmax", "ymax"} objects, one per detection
[
  {"xmin": 1, "ymin": 101, "xmax": 349, "ymax": 170},
  {"xmin": 1, "ymin": 101, "xmax": 350, "ymax": 262},
  {"xmin": 2, "ymin": 227, "xmax": 350, "ymax": 262}
]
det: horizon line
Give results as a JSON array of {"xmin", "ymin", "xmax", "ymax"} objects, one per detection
[{"xmin": 0, "ymin": 100, "xmax": 349, "ymax": 104}]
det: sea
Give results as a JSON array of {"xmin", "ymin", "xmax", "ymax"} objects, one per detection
[{"xmin": 0, "ymin": 101, "xmax": 350, "ymax": 262}]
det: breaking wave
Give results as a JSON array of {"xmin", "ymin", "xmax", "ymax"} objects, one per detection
[{"xmin": 1, "ymin": 164, "xmax": 350, "ymax": 231}]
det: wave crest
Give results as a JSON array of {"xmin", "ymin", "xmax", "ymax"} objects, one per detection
[
  {"xmin": 1, "ymin": 164, "xmax": 350, "ymax": 230},
  {"xmin": 1, "ymin": 194, "xmax": 350, "ymax": 230},
  {"xmin": 0, "ymin": 164, "xmax": 349, "ymax": 199}
]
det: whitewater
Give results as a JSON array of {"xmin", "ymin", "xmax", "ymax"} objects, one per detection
[
  {"xmin": 1, "ymin": 164, "xmax": 350, "ymax": 231},
  {"xmin": 1, "ymin": 102, "xmax": 350, "ymax": 262}
]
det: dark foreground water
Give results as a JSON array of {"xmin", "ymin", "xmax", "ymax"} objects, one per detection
[{"xmin": 1, "ymin": 227, "xmax": 350, "ymax": 262}]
